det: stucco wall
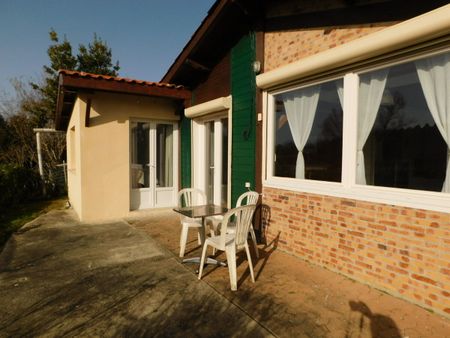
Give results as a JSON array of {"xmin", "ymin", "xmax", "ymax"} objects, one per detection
[
  {"xmin": 67, "ymin": 92, "xmax": 179, "ymax": 221},
  {"xmin": 264, "ymin": 23, "xmax": 393, "ymax": 72},
  {"xmin": 67, "ymin": 99, "xmax": 83, "ymax": 218}
]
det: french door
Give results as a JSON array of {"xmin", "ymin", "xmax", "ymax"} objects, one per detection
[
  {"xmin": 193, "ymin": 117, "xmax": 229, "ymax": 208},
  {"xmin": 130, "ymin": 121, "xmax": 178, "ymax": 210}
]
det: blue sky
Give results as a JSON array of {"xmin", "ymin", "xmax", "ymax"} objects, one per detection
[{"xmin": 0, "ymin": 0, "xmax": 215, "ymax": 95}]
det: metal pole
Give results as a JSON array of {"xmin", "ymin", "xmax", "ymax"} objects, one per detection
[
  {"xmin": 35, "ymin": 131, "xmax": 46, "ymax": 196},
  {"xmin": 36, "ymin": 131, "xmax": 44, "ymax": 177}
]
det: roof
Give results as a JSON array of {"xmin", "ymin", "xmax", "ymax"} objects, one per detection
[
  {"xmin": 55, "ymin": 70, "xmax": 191, "ymax": 131},
  {"xmin": 161, "ymin": 0, "xmax": 258, "ymax": 86},
  {"xmin": 162, "ymin": 0, "xmax": 449, "ymax": 87},
  {"xmin": 59, "ymin": 70, "xmax": 186, "ymax": 90}
]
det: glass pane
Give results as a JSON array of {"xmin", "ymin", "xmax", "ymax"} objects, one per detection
[
  {"xmin": 156, "ymin": 124, "xmax": 173, "ymax": 187},
  {"xmin": 131, "ymin": 122, "xmax": 150, "ymax": 189},
  {"xmin": 206, "ymin": 122, "xmax": 215, "ymax": 204},
  {"xmin": 221, "ymin": 118, "xmax": 228, "ymax": 207},
  {"xmin": 359, "ymin": 58, "xmax": 447, "ymax": 192},
  {"xmin": 274, "ymin": 79, "xmax": 343, "ymax": 182}
]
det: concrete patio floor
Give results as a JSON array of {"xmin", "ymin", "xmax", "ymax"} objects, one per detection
[
  {"xmin": 0, "ymin": 207, "xmax": 449, "ymax": 337},
  {"xmin": 128, "ymin": 208, "xmax": 450, "ymax": 338},
  {"xmin": 0, "ymin": 209, "xmax": 269, "ymax": 337}
]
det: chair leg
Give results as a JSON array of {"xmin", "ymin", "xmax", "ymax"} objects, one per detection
[
  {"xmin": 244, "ymin": 243, "xmax": 255, "ymax": 283},
  {"xmin": 249, "ymin": 226, "xmax": 259, "ymax": 259},
  {"xmin": 225, "ymin": 245, "xmax": 237, "ymax": 291},
  {"xmin": 179, "ymin": 225, "xmax": 189, "ymax": 258},
  {"xmin": 210, "ymin": 221, "xmax": 220, "ymax": 255},
  {"xmin": 198, "ymin": 242, "xmax": 209, "ymax": 280}
]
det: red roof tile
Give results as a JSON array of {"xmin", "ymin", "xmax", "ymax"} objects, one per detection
[{"xmin": 59, "ymin": 69, "xmax": 185, "ymax": 90}]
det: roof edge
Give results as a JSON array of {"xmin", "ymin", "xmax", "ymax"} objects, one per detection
[
  {"xmin": 161, "ymin": 0, "xmax": 228, "ymax": 83},
  {"xmin": 55, "ymin": 70, "xmax": 191, "ymax": 131}
]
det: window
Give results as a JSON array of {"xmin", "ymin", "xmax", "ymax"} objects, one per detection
[
  {"xmin": 131, "ymin": 122, "xmax": 150, "ymax": 189},
  {"xmin": 273, "ymin": 79, "xmax": 344, "ymax": 182},
  {"xmin": 156, "ymin": 124, "xmax": 173, "ymax": 187},
  {"xmin": 265, "ymin": 49, "xmax": 450, "ymax": 212},
  {"xmin": 357, "ymin": 52, "xmax": 450, "ymax": 193}
]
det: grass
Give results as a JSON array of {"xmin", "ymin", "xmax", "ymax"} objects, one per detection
[{"xmin": 0, "ymin": 197, "xmax": 67, "ymax": 251}]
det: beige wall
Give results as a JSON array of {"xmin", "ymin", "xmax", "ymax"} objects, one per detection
[
  {"xmin": 67, "ymin": 99, "xmax": 83, "ymax": 218},
  {"xmin": 66, "ymin": 92, "xmax": 179, "ymax": 221}
]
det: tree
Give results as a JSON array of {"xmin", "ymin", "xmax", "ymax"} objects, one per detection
[
  {"xmin": 29, "ymin": 29, "xmax": 120, "ymax": 126},
  {"xmin": 0, "ymin": 29, "xmax": 120, "ymax": 198},
  {"xmin": 78, "ymin": 33, "xmax": 120, "ymax": 76}
]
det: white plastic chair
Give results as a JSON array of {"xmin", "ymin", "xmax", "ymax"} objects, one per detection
[
  {"xmin": 205, "ymin": 191, "xmax": 259, "ymax": 258},
  {"xmin": 178, "ymin": 188, "xmax": 206, "ymax": 258},
  {"xmin": 198, "ymin": 204, "xmax": 257, "ymax": 291}
]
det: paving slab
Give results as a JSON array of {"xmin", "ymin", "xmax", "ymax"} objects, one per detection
[
  {"xmin": 129, "ymin": 208, "xmax": 450, "ymax": 338},
  {"xmin": 0, "ymin": 209, "xmax": 272, "ymax": 337}
]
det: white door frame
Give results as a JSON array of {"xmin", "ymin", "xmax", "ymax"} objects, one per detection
[
  {"xmin": 130, "ymin": 119, "xmax": 179, "ymax": 210},
  {"xmin": 192, "ymin": 114, "xmax": 231, "ymax": 207}
]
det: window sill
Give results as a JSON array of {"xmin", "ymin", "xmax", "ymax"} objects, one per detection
[{"xmin": 264, "ymin": 177, "xmax": 450, "ymax": 214}]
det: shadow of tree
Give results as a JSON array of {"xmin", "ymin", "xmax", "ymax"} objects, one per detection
[{"xmin": 348, "ymin": 301, "xmax": 401, "ymax": 338}]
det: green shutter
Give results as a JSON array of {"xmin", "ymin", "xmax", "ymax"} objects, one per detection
[
  {"xmin": 180, "ymin": 114, "xmax": 191, "ymax": 188},
  {"xmin": 231, "ymin": 32, "xmax": 256, "ymax": 206}
]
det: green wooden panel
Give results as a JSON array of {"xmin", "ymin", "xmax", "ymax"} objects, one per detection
[
  {"xmin": 231, "ymin": 32, "xmax": 256, "ymax": 205},
  {"xmin": 180, "ymin": 114, "xmax": 191, "ymax": 188}
]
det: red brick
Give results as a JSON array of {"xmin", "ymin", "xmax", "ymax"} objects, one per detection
[{"xmin": 411, "ymin": 274, "xmax": 437, "ymax": 286}]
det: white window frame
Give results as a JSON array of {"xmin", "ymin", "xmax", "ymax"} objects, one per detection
[{"xmin": 263, "ymin": 51, "xmax": 450, "ymax": 214}]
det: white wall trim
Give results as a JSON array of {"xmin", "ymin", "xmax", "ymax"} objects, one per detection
[
  {"xmin": 256, "ymin": 4, "xmax": 450, "ymax": 90},
  {"xmin": 185, "ymin": 95, "xmax": 232, "ymax": 118},
  {"xmin": 263, "ymin": 178, "xmax": 450, "ymax": 214}
]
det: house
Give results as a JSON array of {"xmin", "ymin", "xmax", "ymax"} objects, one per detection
[
  {"xmin": 162, "ymin": 0, "xmax": 450, "ymax": 318},
  {"xmin": 55, "ymin": 70, "xmax": 190, "ymax": 220},
  {"xmin": 56, "ymin": 0, "xmax": 450, "ymax": 318}
]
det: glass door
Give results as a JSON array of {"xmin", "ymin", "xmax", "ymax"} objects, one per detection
[
  {"xmin": 154, "ymin": 123, "xmax": 175, "ymax": 207},
  {"xmin": 206, "ymin": 121, "xmax": 215, "ymax": 204},
  {"xmin": 130, "ymin": 121, "xmax": 177, "ymax": 210},
  {"xmin": 194, "ymin": 117, "xmax": 228, "ymax": 207},
  {"xmin": 131, "ymin": 122, "xmax": 152, "ymax": 209},
  {"xmin": 220, "ymin": 118, "xmax": 228, "ymax": 208}
]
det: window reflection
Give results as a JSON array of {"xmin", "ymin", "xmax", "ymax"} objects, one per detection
[
  {"xmin": 274, "ymin": 79, "xmax": 343, "ymax": 182},
  {"xmin": 360, "ymin": 60, "xmax": 447, "ymax": 192}
]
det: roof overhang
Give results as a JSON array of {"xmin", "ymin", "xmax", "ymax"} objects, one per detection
[
  {"xmin": 55, "ymin": 70, "xmax": 191, "ymax": 131},
  {"xmin": 161, "ymin": 0, "xmax": 259, "ymax": 86}
]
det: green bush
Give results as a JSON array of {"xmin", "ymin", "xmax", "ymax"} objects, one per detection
[{"xmin": 0, "ymin": 165, "xmax": 43, "ymax": 210}]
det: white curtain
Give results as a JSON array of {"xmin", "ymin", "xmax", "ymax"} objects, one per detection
[
  {"xmin": 336, "ymin": 81, "xmax": 344, "ymax": 108},
  {"xmin": 282, "ymin": 86, "xmax": 320, "ymax": 179},
  {"xmin": 356, "ymin": 69, "xmax": 389, "ymax": 184},
  {"xmin": 415, "ymin": 53, "xmax": 450, "ymax": 193},
  {"xmin": 164, "ymin": 126, "xmax": 173, "ymax": 187}
]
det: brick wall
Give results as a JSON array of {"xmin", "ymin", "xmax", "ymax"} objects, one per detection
[
  {"xmin": 194, "ymin": 52, "xmax": 230, "ymax": 104},
  {"xmin": 263, "ymin": 187, "xmax": 450, "ymax": 318},
  {"xmin": 264, "ymin": 23, "xmax": 393, "ymax": 72}
]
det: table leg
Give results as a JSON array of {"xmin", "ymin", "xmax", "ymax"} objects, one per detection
[{"xmin": 181, "ymin": 216, "xmax": 226, "ymax": 268}]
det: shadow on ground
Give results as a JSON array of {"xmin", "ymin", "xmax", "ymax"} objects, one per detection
[{"xmin": 0, "ymin": 210, "xmax": 271, "ymax": 337}]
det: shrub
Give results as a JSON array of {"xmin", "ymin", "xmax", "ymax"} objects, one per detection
[{"xmin": 0, "ymin": 164, "xmax": 42, "ymax": 210}]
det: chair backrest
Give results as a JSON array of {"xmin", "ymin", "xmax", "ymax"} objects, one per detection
[
  {"xmin": 178, "ymin": 188, "xmax": 206, "ymax": 208},
  {"xmin": 220, "ymin": 205, "xmax": 256, "ymax": 248},
  {"xmin": 236, "ymin": 191, "xmax": 259, "ymax": 207}
]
